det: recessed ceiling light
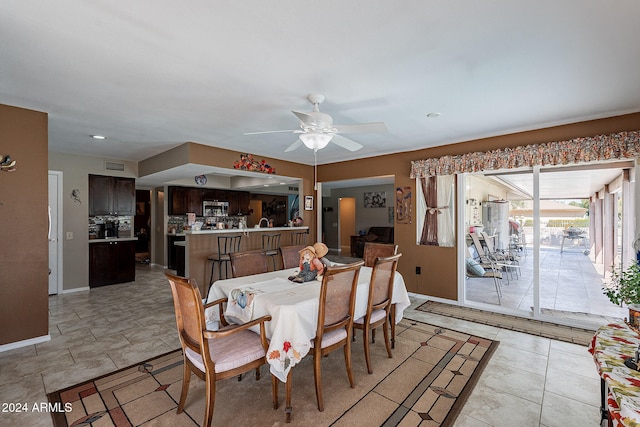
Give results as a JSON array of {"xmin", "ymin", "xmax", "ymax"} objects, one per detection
[
  {"xmin": 91, "ymin": 135, "xmax": 106, "ymax": 139},
  {"xmin": 426, "ymin": 112, "xmax": 441, "ymax": 118},
  {"xmin": 279, "ymin": 182, "xmax": 286, "ymax": 185},
  {"xmin": 263, "ymin": 184, "xmax": 269, "ymax": 187}
]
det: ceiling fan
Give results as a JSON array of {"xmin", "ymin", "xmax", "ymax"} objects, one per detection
[{"xmin": 244, "ymin": 93, "xmax": 387, "ymax": 152}]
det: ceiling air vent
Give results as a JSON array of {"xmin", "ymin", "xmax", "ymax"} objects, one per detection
[
  {"xmin": 288, "ymin": 186, "xmax": 299, "ymax": 191},
  {"xmin": 105, "ymin": 161, "xmax": 125, "ymax": 171}
]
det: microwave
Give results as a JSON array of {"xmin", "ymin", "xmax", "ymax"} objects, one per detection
[{"xmin": 203, "ymin": 201, "xmax": 229, "ymax": 217}]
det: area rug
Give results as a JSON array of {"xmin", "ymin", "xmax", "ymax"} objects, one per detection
[
  {"xmin": 417, "ymin": 300, "xmax": 597, "ymax": 346},
  {"xmin": 48, "ymin": 319, "xmax": 498, "ymax": 427}
]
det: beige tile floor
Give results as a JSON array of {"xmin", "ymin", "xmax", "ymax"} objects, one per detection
[{"xmin": 0, "ymin": 264, "xmax": 603, "ymax": 427}]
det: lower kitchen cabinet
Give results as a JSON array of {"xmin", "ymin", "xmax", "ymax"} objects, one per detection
[{"xmin": 89, "ymin": 240, "xmax": 136, "ymax": 287}]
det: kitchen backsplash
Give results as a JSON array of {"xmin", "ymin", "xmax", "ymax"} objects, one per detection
[{"xmin": 89, "ymin": 215, "xmax": 133, "ymax": 239}]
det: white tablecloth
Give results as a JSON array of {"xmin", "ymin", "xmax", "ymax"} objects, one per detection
[{"xmin": 205, "ymin": 266, "xmax": 411, "ymax": 382}]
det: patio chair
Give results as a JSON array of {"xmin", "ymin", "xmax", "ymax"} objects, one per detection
[
  {"xmin": 465, "ymin": 247, "xmax": 503, "ymax": 304},
  {"xmin": 164, "ymin": 271, "xmax": 277, "ymax": 427},
  {"xmin": 481, "ymin": 231, "xmax": 520, "ymax": 278}
]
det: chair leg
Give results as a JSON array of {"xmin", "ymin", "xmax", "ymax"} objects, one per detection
[
  {"xmin": 203, "ymin": 371, "xmax": 216, "ymax": 427},
  {"xmin": 313, "ymin": 349, "xmax": 324, "ymax": 412},
  {"xmin": 285, "ymin": 370, "xmax": 293, "ymax": 422},
  {"xmin": 344, "ymin": 337, "xmax": 355, "ymax": 388},
  {"xmin": 272, "ymin": 374, "xmax": 279, "ymax": 410},
  {"xmin": 363, "ymin": 326, "xmax": 373, "ymax": 375},
  {"xmin": 383, "ymin": 321, "xmax": 392, "ymax": 359},
  {"xmin": 177, "ymin": 358, "xmax": 191, "ymax": 413},
  {"xmin": 255, "ymin": 366, "xmax": 261, "ymax": 381},
  {"xmin": 209, "ymin": 260, "xmax": 217, "ymax": 286},
  {"xmin": 390, "ymin": 305, "xmax": 396, "ymax": 349}
]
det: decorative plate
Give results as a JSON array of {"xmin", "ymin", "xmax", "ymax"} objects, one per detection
[{"xmin": 195, "ymin": 175, "xmax": 207, "ymax": 186}]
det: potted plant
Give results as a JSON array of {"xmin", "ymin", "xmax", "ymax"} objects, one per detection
[{"xmin": 603, "ymin": 262, "xmax": 640, "ymax": 326}]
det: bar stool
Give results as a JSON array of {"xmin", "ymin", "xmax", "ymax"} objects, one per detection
[
  {"xmin": 291, "ymin": 230, "xmax": 307, "ymax": 246},
  {"xmin": 208, "ymin": 234, "xmax": 242, "ymax": 285},
  {"xmin": 262, "ymin": 233, "xmax": 281, "ymax": 271}
]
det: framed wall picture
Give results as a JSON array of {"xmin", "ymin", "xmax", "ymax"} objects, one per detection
[
  {"xmin": 304, "ymin": 195, "xmax": 314, "ymax": 211},
  {"xmin": 363, "ymin": 191, "xmax": 386, "ymax": 208}
]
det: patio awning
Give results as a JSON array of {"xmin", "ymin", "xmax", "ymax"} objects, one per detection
[{"xmin": 509, "ymin": 200, "xmax": 587, "ymax": 218}]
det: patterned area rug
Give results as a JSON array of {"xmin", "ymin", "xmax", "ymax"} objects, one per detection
[
  {"xmin": 417, "ymin": 300, "xmax": 598, "ymax": 346},
  {"xmin": 48, "ymin": 319, "xmax": 498, "ymax": 427}
]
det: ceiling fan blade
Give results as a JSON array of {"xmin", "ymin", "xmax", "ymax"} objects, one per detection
[
  {"xmin": 331, "ymin": 134, "xmax": 363, "ymax": 152},
  {"xmin": 284, "ymin": 139, "xmax": 303, "ymax": 152},
  {"xmin": 292, "ymin": 110, "xmax": 317, "ymax": 126},
  {"xmin": 244, "ymin": 129, "xmax": 299, "ymax": 135},
  {"xmin": 333, "ymin": 122, "xmax": 387, "ymax": 134}
]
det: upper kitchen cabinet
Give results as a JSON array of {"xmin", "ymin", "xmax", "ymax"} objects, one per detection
[
  {"xmin": 168, "ymin": 186, "xmax": 203, "ymax": 216},
  {"xmin": 89, "ymin": 174, "xmax": 135, "ymax": 216}
]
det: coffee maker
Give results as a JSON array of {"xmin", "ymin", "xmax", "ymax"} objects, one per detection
[{"xmin": 104, "ymin": 221, "xmax": 119, "ymax": 238}]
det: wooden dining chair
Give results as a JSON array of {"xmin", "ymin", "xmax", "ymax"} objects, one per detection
[
  {"xmin": 164, "ymin": 272, "xmax": 277, "ymax": 427},
  {"xmin": 229, "ymin": 249, "xmax": 269, "ymax": 278},
  {"xmin": 353, "ymin": 253, "xmax": 402, "ymax": 374},
  {"xmin": 280, "ymin": 245, "xmax": 305, "ymax": 269},
  {"xmin": 362, "ymin": 242, "xmax": 398, "ymax": 267},
  {"xmin": 310, "ymin": 260, "xmax": 364, "ymax": 412}
]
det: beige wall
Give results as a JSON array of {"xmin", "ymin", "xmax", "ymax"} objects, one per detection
[
  {"xmin": 0, "ymin": 104, "xmax": 49, "ymax": 345},
  {"xmin": 48, "ymin": 152, "xmax": 138, "ymax": 291},
  {"xmin": 318, "ymin": 112, "xmax": 640, "ymax": 301}
]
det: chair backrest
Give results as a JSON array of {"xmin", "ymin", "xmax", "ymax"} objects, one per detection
[
  {"xmin": 291, "ymin": 231, "xmax": 307, "ymax": 245},
  {"xmin": 280, "ymin": 245, "xmax": 305, "ymax": 269},
  {"xmin": 165, "ymin": 271, "xmax": 207, "ymax": 356},
  {"xmin": 368, "ymin": 253, "xmax": 402, "ymax": 312},
  {"xmin": 262, "ymin": 233, "xmax": 281, "ymax": 251},
  {"xmin": 230, "ymin": 249, "xmax": 269, "ymax": 278},
  {"xmin": 469, "ymin": 232, "xmax": 487, "ymax": 257},
  {"xmin": 316, "ymin": 261, "xmax": 363, "ymax": 338},
  {"xmin": 363, "ymin": 242, "xmax": 398, "ymax": 267},
  {"xmin": 218, "ymin": 234, "xmax": 242, "ymax": 256},
  {"xmin": 481, "ymin": 231, "xmax": 498, "ymax": 253}
]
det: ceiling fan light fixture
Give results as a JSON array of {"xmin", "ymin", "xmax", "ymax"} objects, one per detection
[{"xmin": 300, "ymin": 132, "xmax": 333, "ymax": 150}]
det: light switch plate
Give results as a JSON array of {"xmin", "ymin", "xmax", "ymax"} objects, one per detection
[{"xmin": 66, "ymin": 232, "xmax": 73, "ymax": 240}]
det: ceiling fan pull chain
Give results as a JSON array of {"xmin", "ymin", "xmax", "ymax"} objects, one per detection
[{"xmin": 314, "ymin": 150, "xmax": 318, "ymax": 191}]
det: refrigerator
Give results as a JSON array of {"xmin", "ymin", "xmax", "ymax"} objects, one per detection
[{"xmin": 482, "ymin": 201, "xmax": 510, "ymax": 250}]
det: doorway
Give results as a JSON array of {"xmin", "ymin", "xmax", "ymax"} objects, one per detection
[
  {"xmin": 462, "ymin": 162, "xmax": 633, "ymax": 325},
  {"xmin": 338, "ymin": 197, "xmax": 356, "ymax": 253},
  {"xmin": 48, "ymin": 171, "xmax": 63, "ymax": 295}
]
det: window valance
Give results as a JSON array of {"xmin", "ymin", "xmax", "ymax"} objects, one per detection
[{"xmin": 410, "ymin": 130, "xmax": 640, "ymax": 178}]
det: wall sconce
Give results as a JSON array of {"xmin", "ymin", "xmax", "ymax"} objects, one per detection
[{"xmin": 1, "ymin": 154, "xmax": 16, "ymax": 172}]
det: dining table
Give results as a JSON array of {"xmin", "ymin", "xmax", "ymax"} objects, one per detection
[{"xmin": 204, "ymin": 265, "xmax": 411, "ymax": 383}]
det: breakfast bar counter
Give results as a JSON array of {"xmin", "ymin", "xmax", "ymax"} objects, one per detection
[{"xmin": 182, "ymin": 226, "xmax": 309, "ymax": 293}]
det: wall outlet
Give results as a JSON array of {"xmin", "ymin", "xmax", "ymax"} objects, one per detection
[
  {"xmin": 416, "ymin": 266, "xmax": 421, "ymax": 274},
  {"xmin": 66, "ymin": 231, "xmax": 73, "ymax": 240}
]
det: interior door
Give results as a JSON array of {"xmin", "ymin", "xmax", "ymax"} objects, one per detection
[
  {"xmin": 48, "ymin": 171, "xmax": 62, "ymax": 295},
  {"xmin": 338, "ymin": 197, "xmax": 356, "ymax": 253}
]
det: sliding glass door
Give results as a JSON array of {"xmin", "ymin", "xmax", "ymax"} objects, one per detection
[{"xmin": 462, "ymin": 161, "xmax": 631, "ymax": 326}]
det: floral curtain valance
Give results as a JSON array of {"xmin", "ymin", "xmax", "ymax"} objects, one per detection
[{"xmin": 410, "ymin": 130, "xmax": 640, "ymax": 178}]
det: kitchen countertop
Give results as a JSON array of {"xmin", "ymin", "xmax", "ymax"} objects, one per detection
[
  {"xmin": 183, "ymin": 226, "xmax": 308, "ymax": 235},
  {"xmin": 89, "ymin": 237, "xmax": 139, "ymax": 243}
]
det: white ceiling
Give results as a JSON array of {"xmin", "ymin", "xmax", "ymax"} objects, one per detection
[{"xmin": 2, "ymin": 1, "xmax": 639, "ymax": 192}]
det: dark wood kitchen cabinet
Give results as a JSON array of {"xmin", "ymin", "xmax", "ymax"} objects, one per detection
[
  {"xmin": 168, "ymin": 187, "xmax": 203, "ymax": 215},
  {"xmin": 89, "ymin": 240, "xmax": 136, "ymax": 287},
  {"xmin": 89, "ymin": 174, "xmax": 135, "ymax": 216}
]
